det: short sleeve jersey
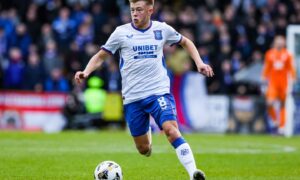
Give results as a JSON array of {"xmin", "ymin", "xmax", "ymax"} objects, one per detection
[
  {"xmin": 102, "ymin": 21, "xmax": 182, "ymax": 104},
  {"xmin": 263, "ymin": 48, "xmax": 296, "ymax": 87}
]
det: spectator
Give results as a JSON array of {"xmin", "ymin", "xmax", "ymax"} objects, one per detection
[
  {"xmin": 44, "ymin": 68, "xmax": 69, "ymax": 92},
  {"xmin": 231, "ymin": 51, "xmax": 243, "ymax": 73},
  {"xmin": 23, "ymin": 52, "xmax": 44, "ymax": 91},
  {"xmin": 91, "ymin": 2, "xmax": 108, "ymax": 43},
  {"xmin": 220, "ymin": 60, "xmax": 234, "ymax": 94},
  {"xmin": 4, "ymin": 47, "xmax": 25, "ymax": 89},
  {"xmin": 82, "ymin": 43, "xmax": 98, "ymax": 67},
  {"xmin": 42, "ymin": 40, "xmax": 63, "ymax": 77},
  {"xmin": 159, "ymin": 8, "xmax": 176, "ymax": 25},
  {"xmin": 25, "ymin": 4, "xmax": 41, "ymax": 44},
  {"xmin": 251, "ymin": 50, "xmax": 264, "ymax": 64},
  {"xmin": 0, "ymin": 9, "xmax": 19, "ymax": 38},
  {"xmin": 235, "ymin": 35, "xmax": 252, "ymax": 61},
  {"xmin": 39, "ymin": 23, "xmax": 55, "ymax": 52},
  {"xmin": 64, "ymin": 41, "xmax": 84, "ymax": 81},
  {"xmin": 75, "ymin": 23, "xmax": 93, "ymax": 51},
  {"xmin": 254, "ymin": 23, "xmax": 272, "ymax": 53},
  {"xmin": 10, "ymin": 23, "xmax": 32, "ymax": 59},
  {"xmin": 0, "ymin": 26, "xmax": 8, "ymax": 59},
  {"xmin": 71, "ymin": 2, "xmax": 88, "ymax": 28},
  {"xmin": 52, "ymin": 7, "xmax": 76, "ymax": 52}
]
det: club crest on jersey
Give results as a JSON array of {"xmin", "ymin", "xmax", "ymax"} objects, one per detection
[{"xmin": 153, "ymin": 30, "xmax": 163, "ymax": 40}]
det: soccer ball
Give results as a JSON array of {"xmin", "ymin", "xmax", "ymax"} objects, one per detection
[{"xmin": 94, "ymin": 161, "xmax": 123, "ymax": 180}]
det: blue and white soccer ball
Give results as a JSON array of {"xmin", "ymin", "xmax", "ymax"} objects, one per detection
[{"xmin": 94, "ymin": 161, "xmax": 123, "ymax": 180}]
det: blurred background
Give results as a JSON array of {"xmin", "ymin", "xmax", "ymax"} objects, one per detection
[{"xmin": 0, "ymin": 0, "xmax": 300, "ymax": 136}]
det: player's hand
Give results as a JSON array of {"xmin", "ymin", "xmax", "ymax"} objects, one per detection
[
  {"xmin": 197, "ymin": 63, "xmax": 214, "ymax": 77},
  {"xmin": 74, "ymin": 71, "xmax": 88, "ymax": 85}
]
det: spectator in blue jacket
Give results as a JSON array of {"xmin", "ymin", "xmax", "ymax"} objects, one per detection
[
  {"xmin": 44, "ymin": 68, "xmax": 69, "ymax": 92},
  {"xmin": 10, "ymin": 23, "xmax": 32, "ymax": 60},
  {"xmin": 52, "ymin": 7, "xmax": 76, "ymax": 52},
  {"xmin": 4, "ymin": 47, "xmax": 25, "ymax": 89}
]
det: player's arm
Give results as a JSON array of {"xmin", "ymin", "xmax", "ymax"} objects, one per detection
[
  {"xmin": 179, "ymin": 36, "xmax": 214, "ymax": 77},
  {"xmin": 74, "ymin": 49, "xmax": 110, "ymax": 84},
  {"xmin": 262, "ymin": 52, "xmax": 271, "ymax": 81}
]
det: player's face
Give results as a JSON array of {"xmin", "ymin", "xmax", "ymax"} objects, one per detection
[
  {"xmin": 130, "ymin": 1, "xmax": 153, "ymax": 28},
  {"xmin": 274, "ymin": 36, "xmax": 286, "ymax": 50}
]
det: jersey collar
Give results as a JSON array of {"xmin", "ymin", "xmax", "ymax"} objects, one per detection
[{"xmin": 131, "ymin": 21, "xmax": 152, "ymax": 33}]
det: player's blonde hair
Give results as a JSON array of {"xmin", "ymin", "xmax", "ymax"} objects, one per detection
[{"xmin": 129, "ymin": 0, "xmax": 154, "ymax": 6}]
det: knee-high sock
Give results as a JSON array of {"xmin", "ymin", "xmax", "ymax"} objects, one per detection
[
  {"xmin": 172, "ymin": 137, "xmax": 197, "ymax": 178},
  {"xmin": 279, "ymin": 106, "xmax": 286, "ymax": 128}
]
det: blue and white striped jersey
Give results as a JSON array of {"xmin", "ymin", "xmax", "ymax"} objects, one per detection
[{"xmin": 102, "ymin": 21, "xmax": 182, "ymax": 104}]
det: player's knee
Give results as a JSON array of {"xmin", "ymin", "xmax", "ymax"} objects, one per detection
[
  {"xmin": 136, "ymin": 144, "xmax": 151, "ymax": 155},
  {"xmin": 164, "ymin": 126, "xmax": 180, "ymax": 140}
]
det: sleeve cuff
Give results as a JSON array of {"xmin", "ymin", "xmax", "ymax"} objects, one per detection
[
  {"xmin": 170, "ymin": 35, "xmax": 183, "ymax": 47},
  {"xmin": 101, "ymin": 47, "xmax": 114, "ymax": 55}
]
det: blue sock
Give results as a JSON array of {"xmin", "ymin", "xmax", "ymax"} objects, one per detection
[{"xmin": 171, "ymin": 137, "xmax": 186, "ymax": 149}]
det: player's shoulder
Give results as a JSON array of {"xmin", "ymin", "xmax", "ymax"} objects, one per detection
[
  {"xmin": 267, "ymin": 48, "xmax": 275, "ymax": 53},
  {"xmin": 264, "ymin": 49, "xmax": 275, "ymax": 61},
  {"xmin": 266, "ymin": 48, "xmax": 275, "ymax": 56},
  {"xmin": 152, "ymin": 20, "xmax": 165, "ymax": 26},
  {"xmin": 152, "ymin": 21, "xmax": 171, "ymax": 29},
  {"xmin": 114, "ymin": 23, "xmax": 132, "ymax": 33},
  {"xmin": 282, "ymin": 48, "xmax": 292, "ymax": 56}
]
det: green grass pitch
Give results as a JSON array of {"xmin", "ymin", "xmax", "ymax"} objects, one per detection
[{"xmin": 0, "ymin": 131, "xmax": 300, "ymax": 180}]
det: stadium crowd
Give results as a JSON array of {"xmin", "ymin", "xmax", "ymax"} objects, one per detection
[{"xmin": 0, "ymin": 0, "xmax": 299, "ymax": 94}]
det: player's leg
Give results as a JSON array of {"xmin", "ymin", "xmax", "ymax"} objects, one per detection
[
  {"xmin": 278, "ymin": 90, "xmax": 287, "ymax": 133},
  {"xmin": 133, "ymin": 126, "xmax": 152, "ymax": 156},
  {"xmin": 266, "ymin": 86, "xmax": 278, "ymax": 127},
  {"xmin": 279, "ymin": 100, "xmax": 286, "ymax": 129},
  {"xmin": 267, "ymin": 99, "xmax": 278, "ymax": 131},
  {"xmin": 278, "ymin": 102, "xmax": 286, "ymax": 134},
  {"xmin": 124, "ymin": 101, "xmax": 152, "ymax": 156},
  {"xmin": 162, "ymin": 120, "xmax": 205, "ymax": 180},
  {"xmin": 133, "ymin": 131, "xmax": 152, "ymax": 156},
  {"xmin": 146, "ymin": 94, "xmax": 205, "ymax": 180},
  {"xmin": 267, "ymin": 101, "xmax": 277, "ymax": 122}
]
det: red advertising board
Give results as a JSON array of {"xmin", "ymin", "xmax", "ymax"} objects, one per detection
[{"xmin": 0, "ymin": 91, "xmax": 67, "ymax": 132}]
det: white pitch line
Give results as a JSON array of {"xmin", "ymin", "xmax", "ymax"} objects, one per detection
[{"xmin": 8, "ymin": 144, "xmax": 296, "ymax": 155}]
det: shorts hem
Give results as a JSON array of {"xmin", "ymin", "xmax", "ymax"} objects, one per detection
[
  {"xmin": 130, "ymin": 129, "xmax": 149, "ymax": 137},
  {"xmin": 158, "ymin": 115, "xmax": 177, "ymax": 129}
]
